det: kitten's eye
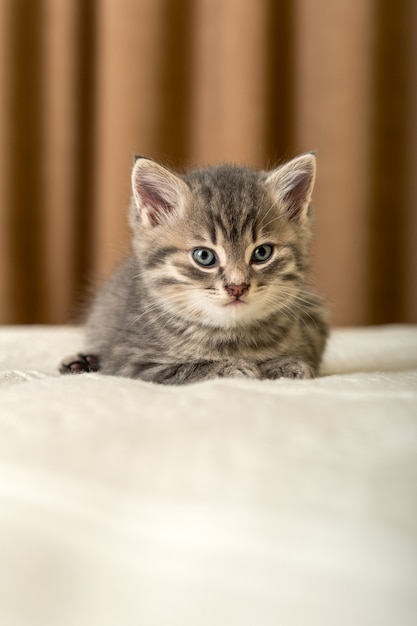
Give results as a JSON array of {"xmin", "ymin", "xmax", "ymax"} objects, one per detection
[
  {"xmin": 251, "ymin": 244, "xmax": 273, "ymax": 264},
  {"xmin": 192, "ymin": 247, "xmax": 217, "ymax": 267}
]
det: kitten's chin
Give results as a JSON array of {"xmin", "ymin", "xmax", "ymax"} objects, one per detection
[
  {"xmin": 200, "ymin": 299, "xmax": 261, "ymax": 328},
  {"xmin": 225, "ymin": 299, "xmax": 247, "ymax": 309},
  {"xmin": 184, "ymin": 292, "xmax": 273, "ymax": 328}
]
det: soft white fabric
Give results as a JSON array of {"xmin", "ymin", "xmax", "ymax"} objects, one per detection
[{"xmin": 0, "ymin": 324, "xmax": 416, "ymax": 626}]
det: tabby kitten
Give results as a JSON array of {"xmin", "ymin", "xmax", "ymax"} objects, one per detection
[{"xmin": 60, "ymin": 153, "xmax": 328, "ymax": 384}]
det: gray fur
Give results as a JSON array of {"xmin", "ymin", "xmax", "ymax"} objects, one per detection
[{"xmin": 60, "ymin": 154, "xmax": 329, "ymax": 384}]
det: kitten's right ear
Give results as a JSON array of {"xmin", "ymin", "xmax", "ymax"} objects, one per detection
[{"xmin": 131, "ymin": 158, "xmax": 190, "ymax": 228}]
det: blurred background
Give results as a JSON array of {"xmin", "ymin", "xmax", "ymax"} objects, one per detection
[{"xmin": 0, "ymin": 0, "xmax": 415, "ymax": 326}]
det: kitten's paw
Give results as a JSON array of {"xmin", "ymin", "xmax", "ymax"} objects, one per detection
[
  {"xmin": 260, "ymin": 357, "xmax": 315, "ymax": 380},
  {"xmin": 59, "ymin": 354, "xmax": 100, "ymax": 375},
  {"xmin": 218, "ymin": 359, "xmax": 261, "ymax": 379}
]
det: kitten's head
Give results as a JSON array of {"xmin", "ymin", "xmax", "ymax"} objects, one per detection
[{"xmin": 130, "ymin": 153, "xmax": 316, "ymax": 328}]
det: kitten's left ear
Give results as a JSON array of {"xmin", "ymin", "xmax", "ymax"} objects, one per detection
[
  {"xmin": 265, "ymin": 152, "xmax": 316, "ymax": 221},
  {"xmin": 131, "ymin": 157, "xmax": 190, "ymax": 228}
]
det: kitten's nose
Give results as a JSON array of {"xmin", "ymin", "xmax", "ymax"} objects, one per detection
[{"xmin": 225, "ymin": 283, "xmax": 249, "ymax": 298}]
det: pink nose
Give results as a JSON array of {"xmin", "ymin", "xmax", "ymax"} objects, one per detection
[{"xmin": 225, "ymin": 283, "xmax": 249, "ymax": 298}]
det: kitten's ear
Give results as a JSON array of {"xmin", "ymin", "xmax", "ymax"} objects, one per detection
[
  {"xmin": 265, "ymin": 152, "xmax": 316, "ymax": 221},
  {"xmin": 131, "ymin": 157, "xmax": 190, "ymax": 227}
]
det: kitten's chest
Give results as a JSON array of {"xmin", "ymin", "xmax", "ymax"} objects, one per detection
[{"xmin": 161, "ymin": 319, "xmax": 295, "ymax": 361}]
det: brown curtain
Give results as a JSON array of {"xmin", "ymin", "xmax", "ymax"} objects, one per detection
[{"xmin": 0, "ymin": 0, "xmax": 415, "ymax": 326}]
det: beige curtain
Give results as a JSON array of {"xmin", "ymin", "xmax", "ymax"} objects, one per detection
[{"xmin": 0, "ymin": 0, "xmax": 415, "ymax": 326}]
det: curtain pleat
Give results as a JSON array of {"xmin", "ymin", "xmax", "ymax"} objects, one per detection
[
  {"xmin": 295, "ymin": 0, "xmax": 374, "ymax": 325},
  {"xmin": 0, "ymin": 0, "xmax": 12, "ymax": 321},
  {"xmin": 190, "ymin": 0, "xmax": 269, "ymax": 166},
  {"xmin": 0, "ymin": 0, "xmax": 415, "ymax": 325},
  {"xmin": 368, "ymin": 0, "xmax": 414, "ymax": 324},
  {"xmin": 6, "ymin": 0, "xmax": 45, "ymax": 322},
  {"xmin": 409, "ymin": 0, "xmax": 417, "ymax": 323},
  {"xmin": 42, "ymin": 0, "xmax": 83, "ymax": 322}
]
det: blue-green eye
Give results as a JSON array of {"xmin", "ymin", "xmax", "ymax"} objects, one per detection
[
  {"xmin": 251, "ymin": 244, "xmax": 273, "ymax": 264},
  {"xmin": 192, "ymin": 247, "xmax": 217, "ymax": 267}
]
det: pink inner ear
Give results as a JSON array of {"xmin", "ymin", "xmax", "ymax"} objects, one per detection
[
  {"xmin": 136, "ymin": 179, "xmax": 175, "ymax": 226},
  {"xmin": 132, "ymin": 160, "xmax": 188, "ymax": 227},
  {"xmin": 283, "ymin": 172, "xmax": 312, "ymax": 220}
]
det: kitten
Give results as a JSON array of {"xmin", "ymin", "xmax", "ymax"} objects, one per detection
[{"xmin": 60, "ymin": 153, "xmax": 329, "ymax": 384}]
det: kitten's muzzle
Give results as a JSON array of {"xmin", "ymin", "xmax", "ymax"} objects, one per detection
[{"xmin": 225, "ymin": 283, "xmax": 250, "ymax": 299}]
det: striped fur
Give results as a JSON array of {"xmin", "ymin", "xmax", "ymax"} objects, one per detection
[{"xmin": 62, "ymin": 154, "xmax": 329, "ymax": 384}]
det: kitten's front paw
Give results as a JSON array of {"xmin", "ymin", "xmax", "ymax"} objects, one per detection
[
  {"xmin": 259, "ymin": 357, "xmax": 315, "ymax": 380},
  {"xmin": 218, "ymin": 359, "xmax": 261, "ymax": 380},
  {"xmin": 59, "ymin": 354, "xmax": 100, "ymax": 375}
]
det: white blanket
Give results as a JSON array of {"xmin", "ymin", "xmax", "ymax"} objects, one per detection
[{"xmin": 0, "ymin": 325, "xmax": 416, "ymax": 626}]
